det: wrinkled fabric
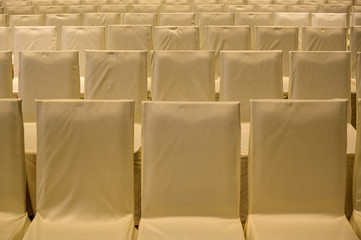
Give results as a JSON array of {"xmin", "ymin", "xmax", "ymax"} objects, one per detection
[
  {"xmin": 0, "ymin": 27, "xmax": 11, "ymax": 50},
  {"xmin": 0, "ymin": 51, "xmax": 12, "ymax": 98},
  {"xmin": 36, "ymin": 6, "xmax": 67, "ymax": 14},
  {"xmin": 302, "ymin": 27, "xmax": 347, "ymax": 51},
  {"xmin": 312, "ymin": 13, "xmax": 347, "ymax": 27},
  {"xmin": 130, "ymin": 5, "xmax": 160, "ymax": 13},
  {"xmin": 159, "ymin": 13, "xmax": 195, "ymax": 25},
  {"xmin": 350, "ymin": 27, "xmax": 361, "ymax": 79},
  {"xmin": 160, "ymin": 5, "xmax": 193, "ymax": 13},
  {"xmin": 97, "ymin": 5, "xmax": 129, "ymax": 13},
  {"xmin": 155, "ymin": 26, "xmax": 199, "ymax": 50},
  {"xmin": 8, "ymin": 14, "xmax": 43, "ymax": 28},
  {"xmin": 84, "ymin": 13, "xmax": 120, "ymax": 26}
]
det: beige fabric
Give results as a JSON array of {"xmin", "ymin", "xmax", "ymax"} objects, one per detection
[
  {"xmin": 83, "ymin": 13, "xmax": 120, "ymax": 26},
  {"xmin": 256, "ymin": 4, "xmax": 288, "ymax": 12},
  {"xmin": 31, "ymin": 0, "xmax": 54, "ymax": 6},
  {"xmin": 0, "ymin": 27, "xmax": 11, "ymax": 50},
  {"xmin": 5, "ymin": 6, "xmax": 34, "ymax": 15},
  {"xmin": 0, "ymin": 99, "xmax": 30, "ymax": 240},
  {"xmin": 13, "ymin": 26, "xmax": 57, "ymax": 78},
  {"xmin": 4, "ymin": 1, "xmax": 30, "ymax": 6},
  {"xmin": 321, "ymin": 4, "xmax": 350, "ymax": 14},
  {"xmin": 151, "ymin": 50, "xmax": 215, "ymax": 101},
  {"xmin": 9, "ymin": 14, "xmax": 44, "ymax": 28},
  {"xmin": 83, "ymin": 0, "xmax": 108, "ymax": 4},
  {"xmin": 302, "ymin": 0, "xmax": 325, "ymax": 4},
  {"xmin": 226, "ymin": 5, "xmax": 255, "ymax": 12},
  {"xmin": 159, "ymin": 13, "xmax": 195, "ymax": 26},
  {"xmin": 255, "ymin": 26, "xmax": 298, "ymax": 77},
  {"xmin": 206, "ymin": 26, "xmax": 250, "ymax": 81},
  {"xmin": 0, "ymin": 14, "xmax": 6, "ymax": 26},
  {"xmin": 22, "ymin": 100, "xmax": 135, "ymax": 240},
  {"xmin": 302, "ymin": 27, "xmax": 347, "ymax": 51},
  {"xmin": 121, "ymin": 13, "xmax": 157, "ymax": 26},
  {"xmin": 36, "ymin": 6, "xmax": 67, "ymax": 14},
  {"xmin": 274, "ymin": 12, "xmax": 310, "ymax": 26},
  {"xmin": 62, "ymin": 26, "xmax": 106, "ymax": 78},
  {"xmin": 138, "ymin": 0, "xmax": 162, "ymax": 4},
  {"xmin": 138, "ymin": 101, "xmax": 244, "ymax": 240},
  {"xmin": 193, "ymin": 0, "xmax": 219, "ymax": 4},
  {"xmin": 312, "ymin": 13, "xmax": 347, "ymax": 27},
  {"xmin": 54, "ymin": 0, "xmax": 81, "ymax": 5},
  {"xmin": 351, "ymin": 13, "xmax": 361, "ymax": 27},
  {"xmin": 163, "ymin": 0, "xmax": 189, "ymax": 4},
  {"xmin": 67, "ymin": 5, "xmax": 97, "ymax": 24},
  {"xmin": 353, "ymin": 6, "xmax": 361, "ymax": 13},
  {"xmin": 351, "ymin": 27, "xmax": 361, "ymax": 79},
  {"xmin": 197, "ymin": 12, "xmax": 234, "ymax": 49},
  {"xmin": 246, "ymin": 99, "xmax": 358, "ymax": 240},
  {"xmin": 130, "ymin": 5, "xmax": 160, "ymax": 13},
  {"xmin": 97, "ymin": 4, "xmax": 129, "ymax": 13},
  {"xmin": 0, "ymin": 51, "xmax": 12, "ymax": 98},
  {"xmin": 108, "ymin": 0, "xmax": 134, "ymax": 4},
  {"xmin": 247, "ymin": 0, "xmax": 272, "ymax": 4},
  {"xmin": 235, "ymin": 12, "xmax": 272, "ymax": 49},
  {"xmin": 85, "ymin": 50, "xmax": 147, "ymax": 124},
  {"xmin": 221, "ymin": 0, "xmax": 245, "ymax": 4},
  {"xmin": 357, "ymin": 53, "xmax": 361, "ymax": 99},
  {"xmin": 160, "ymin": 4, "xmax": 193, "ymax": 13},
  {"xmin": 274, "ymin": 0, "xmax": 299, "ymax": 4},
  {"xmin": 195, "ymin": 4, "xmax": 225, "ymax": 13},
  {"xmin": 290, "ymin": 4, "xmax": 318, "ymax": 13},
  {"xmin": 155, "ymin": 26, "xmax": 199, "ymax": 50}
]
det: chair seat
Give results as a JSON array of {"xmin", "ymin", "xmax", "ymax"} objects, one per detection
[
  {"xmin": 0, "ymin": 212, "xmax": 30, "ymax": 240},
  {"xmin": 23, "ymin": 214, "xmax": 134, "ymax": 240},
  {"xmin": 138, "ymin": 217, "xmax": 245, "ymax": 240},
  {"xmin": 246, "ymin": 214, "xmax": 358, "ymax": 240},
  {"xmin": 351, "ymin": 210, "xmax": 361, "ymax": 237}
]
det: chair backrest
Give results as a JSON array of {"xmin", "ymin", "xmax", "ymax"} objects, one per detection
[
  {"xmin": 256, "ymin": 4, "xmax": 289, "ymax": 12},
  {"xmin": 159, "ymin": 12, "xmax": 195, "ymax": 25},
  {"xmin": 351, "ymin": 27, "xmax": 361, "ymax": 79},
  {"xmin": 142, "ymin": 101, "xmax": 240, "ymax": 218},
  {"xmin": 97, "ymin": 4, "xmax": 129, "ymax": 13},
  {"xmin": 312, "ymin": 13, "xmax": 347, "ymax": 27},
  {"xmin": 5, "ymin": 6, "xmax": 34, "ymax": 15},
  {"xmin": 247, "ymin": 0, "xmax": 272, "ymax": 4},
  {"xmin": 130, "ymin": 4, "xmax": 160, "ymax": 13},
  {"xmin": 0, "ymin": 50, "xmax": 12, "ymax": 98},
  {"xmin": 36, "ymin": 6, "xmax": 67, "ymax": 14},
  {"xmin": 36, "ymin": 100, "xmax": 134, "ymax": 221},
  {"xmin": 0, "ymin": 27, "xmax": 11, "ymax": 50},
  {"xmin": 220, "ymin": 50, "xmax": 283, "ymax": 122},
  {"xmin": 221, "ymin": 0, "xmax": 246, "ymax": 4},
  {"xmin": 274, "ymin": 12, "xmax": 311, "ymax": 26},
  {"xmin": 62, "ymin": 26, "xmax": 106, "ymax": 77},
  {"xmin": 0, "ymin": 14, "xmax": 6, "ymax": 27},
  {"xmin": 226, "ymin": 4, "xmax": 255, "ymax": 12},
  {"xmin": 197, "ymin": 12, "xmax": 234, "ymax": 49},
  {"xmin": 255, "ymin": 26, "xmax": 298, "ymax": 77},
  {"xmin": 354, "ymin": 99, "xmax": 361, "ymax": 212},
  {"xmin": 151, "ymin": 50, "xmax": 215, "ymax": 101},
  {"xmin": 9, "ymin": 14, "xmax": 44, "ymax": 28},
  {"xmin": 249, "ymin": 99, "xmax": 347, "ymax": 215},
  {"xmin": 206, "ymin": 26, "xmax": 250, "ymax": 79},
  {"xmin": 31, "ymin": 0, "xmax": 55, "ymax": 6},
  {"xmin": 160, "ymin": 4, "xmax": 193, "ymax": 13},
  {"xmin": 290, "ymin": 4, "xmax": 318, "ymax": 12},
  {"xmin": 289, "ymin": 51, "xmax": 351, "ymax": 123},
  {"xmin": 13, "ymin": 26, "xmax": 57, "ymax": 77},
  {"xmin": 351, "ymin": 13, "xmax": 361, "ymax": 27},
  {"xmin": 18, "ymin": 51, "xmax": 81, "ymax": 122},
  {"xmin": 274, "ymin": 0, "xmax": 300, "ymax": 4},
  {"xmin": 83, "ymin": 0, "xmax": 108, "ymax": 4},
  {"xmin": 83, "ymin": 13, "xmax": 120, "ymax": 26},
  {"xmin": 302, "ymin": 27, "xmax": 347, "ymax": 51},
  {"xmin": 67, "ymin": 4, "xmax": 97, "ymax": 24},
  {"xmin": 54, "ymin": 0, "xmax": 81, "ymax": 5},
  {"xmin": 85, "ymin": 50, "xmax": 147, "ymax": 123},
  {"xmin": 121, "ymin": 12, "xmax": 157, "ymax": 26},
  {"xmin": 195, "ymin": 4, "xmax": 225, "ymax": 13},
  {"xmin": 155, "ymin": 26, "xmax": 199, "ymax": 50},
  {"xmin": 0, "ymin": 99, "xmax": 26, "ymax": 214},
  {"xmin": 163, "ymin": 0, "xmax": 189, "ymax": 4}
]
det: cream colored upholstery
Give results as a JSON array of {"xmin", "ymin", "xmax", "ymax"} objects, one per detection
[
  {"xmin": 138, "ymin": 101, "xmax": 245, "ymax": 240},
  {"xmin": 302, "ymin": 0, "xmax": 325, "ymax": 4},
  {"xmin": 312, "ymin": 13, "xmax": 347, "ymax": 27},
  {"xmin": 290, "ymin": 4, "xmax": 318, "ymax": 13},
  {"xmin": 155, "ymin": 26, "xmax": 199, "ymax": 50},
  {"xmin": 160, "ymin": 4, "xmax": 193, "ymax": 13},
  {"xmin": 109, "ymin": 0, "xmax": 134, "ymax": 4},
  {"xmin": 83, "ymin": 0, "xmax": 108, "ymax": 4},
  {"xmin": 67, "ymin": 4, "xmax": 97, "ymax": 24},
  {"xmin": 0, "ymin": 51, "xmax": 12, "ymax": 98},
  {"xmin": 83, "ymin": 13, "xmax": 120, "ymax": 26},
  {"xmin": 54, "ymin": 0, "xmax": 81, "ymax": 5},
  {"xmin": 274, "ymin": 12, "xmax": 311, "ymax": 26},
  {"xmin": 235, "ymin": 12, "xmax": 272, "ymax": 49},
  {"xmin": 0, "ymin": 99, "xmax": 30, "ymax": 240},
  {"xmin": 138, "ymin": 0, "xmax": 162, "ymax": 4},
  {"xmin": 193, "ymin": 0, "xmax": 219, "ymax": 4},
  {"xmin": 151, "ymin": 50, "xmax": 215, "ymax": 101},
  {"xmin": 226, "ymin": 5, "xmax": 255, "ymax": 12},
  {"xmin": 321, "ymin": 4, "xmax": 350, "ymax": 14},
  {"xmin": 205, "ymin": 26, "xmax": 250, "ymax": 88},
  {"xmin": 302, "ymin": 27, "xmax": 347, "ymax": 51},
  {"xmin": 31, "ymin": 0, "xmax": 54, "ymax": 6},
  {"xmin": 97, "ymin": 4, "xmax": 129, "ymax": 13},
  {"xmin": 22, "ymin": 100, "xmax": 135, "ymax": 240},
  {"xmin": 351, "ymin": 27, "xmax": 361, "ymax": 79},
  {"xmin": 0, "ymin": 27, "xmax": 11, "ymax": 50},
  {"xmin": 195, "ymin": 4, "xmax": 225, "ymax": 13},
  {"xmin": 247, "ymin": 0, "xmax": 272, "ymax": 4},
  {"xmin": 5, "ymin": 6, "xmax": 34, "ymax": 15},
  {"xmin": 163, "ymin": 0, "xmax": 189, "ymax": 4},
  {"xmin": 121, "ymin": 13, "xmax": 157, "ymax": 26},
  {"xmin": 221, "ymin": 0, "xmax": 245, "ymax": 4},
  {"xmin": 274, "ymin": 0, "xmax": 299, "ymax": 4},
  {"xmin": 130, "ymin": 5, "xmax": 160, "ymax": 13},
  {"xmin": 197, "ymin": 12, "xmax": 234, "ymax": 49},
  {"xmin": 36, "ymin": 6, "xmax": 67, "ymax": 14},
  {"xmin": 246, "ymin": 99, "xmax": 357, "ymax": 240},
  {"xmin": 159, "ymin": 13, "xmax": 195, "ymax": 25},
  {"xmin": 9, "ymin": 14, "xmax": 44, "ymax": 28},
  {"xmin": 256, "ymin": 4, "xmax": 288, "ymax": 12}
]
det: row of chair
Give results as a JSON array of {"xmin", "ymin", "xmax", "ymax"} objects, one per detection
[{"xmin": 0, "ymin": 98, "xmax": 360, "ymax": 239}]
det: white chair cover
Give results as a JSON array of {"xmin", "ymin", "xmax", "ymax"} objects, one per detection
[
  {"xmin": 83, "ymin": 13, "xmax": 120, "ymax": 26},
  {"xmin": 97, "ymin": 4, "xmax": 129, "ymax": 13},
  {"xmin": 302, "ymin": 27, "xmax": 347, "ymax": 51},
  {"xmin": 312, "ymin": 13, "xmax": 347, "ymax": 27},
  {"xmin": 0, "ymin": 50, "xmax": 12, "ymax": 98},
  {"xmin": 155, "ymin": 26, "xmax": 199, "ymax": 50},
  {"xmin": 290, "ymin": 4, "xmax": 318, "ymax": 12},
  {"xmin": 138, "ymin": 101, "xmax": 245, "ymax": 240},
  {"xmin": 0, "ymin": 27, "xmax": 11, "ymax": 50},
  {"xmin": 274, "ymin": 12, "xmax": 311, "ymax": 27},
  {"xmin": 351, "ymin": 13, "xmax": 361, "ymax": 27},
  {"xmin": 151, "ymin": 50, "xmax": 215, "ymax": 101},
  {"xmin": 36, "ymin": 6, "xmax": 67, "ymax": 14},
  {"xmin": 159, "ymin": 13, "xmax": 195, "ymax": 25},
  {"xmin": 351, "ymin": 27, "xmax": 361, "ymax": 79},
  {"xmin": 130, "ymin": 4, "xmax": 160, "ymax": 13},
  {"xmin": 302, "ymin": 0, "xmax": 325, "ymax": 4},
  {"xmin": 109, "ymin": 0, "xmax": 133, "ymax": 4},
  {"xmin": 321, "ymin": 4, "xmax": 350, "ymax": 14},
  {"xmin": 0, "ymin": 99, "xmax": 30, "ymax": 240},
  {"xmin": 226, "ymin": 5, "xmax": 255, "ymax": 12},
  {"xmin": 83, "ymin": 0, "xmax": 108, "ymax": 4},
  {"xmin": 193, "ymin": 0, "xmax": 219, "ymax": 4},
  {"xmin": 197, "ymin": 12, "xmax": 234, "ymax": 49},
  {"xmin": 206, "ymin": 26, "xmax": 250, "ymax": 86},
  {"xmin": 138, "ymin": 0, "xmax": 162, "ymax": 4},
  {"xmin": 247, "ymin": 0, "xmax": 272, "ymax": 4},
  {"xmin": 22, "ymin": 100, "xmax": 135, "ymax": 240},
  {"xmin": 246, "ymin": 99, "xmax": 358, "ymax": 240},
  {"xmin": 160, "ymin": 4, "xmax": 193, "ymax": 13}
]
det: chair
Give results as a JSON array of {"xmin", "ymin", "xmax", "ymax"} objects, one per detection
[
  {"xmin": 220, "ymin": 0, "xmax": 245, "ymax": 4},
  {"xmin": 302, "ymin": 27, "xmax": 347, "ymax": 51},
  {"xmin": 226, "ymin": 5, "xmax": 255, "ymax": 12},
  {"xmin": 290, "ymin": 4, "xmax": 318, "ymax": 13},
  {"xmin": 159, "ymin": 13, "xmax": 195, "ymax": 26},
  {"xmin": 247, "ymin": 0, "xmax": 272, "ymax": 4},
  {"xmin": 97, "ymin": 4, "xmax": 129, "ymax": 13},
  {"xmin": 353, "ymin": 6, "xmax": 361, "ymax": 13},
  {"xmin": 155, "ymin": 26, "xmax": 199, "ymax": 50},
  {"xmin": 36, "ymin": 6, "xmax": 67, "ymax": 14},
  {"xmin": 22, "ymin": 100, "xmax": 135, "ymax": 240},
  {"xmin": 256, "ymin": 4, "xmax": 289, "ymax": 12},
  {"xmin": 18, "ymin": 51, "xmax": 81, "ymax": 212},
  {"xmin": 246, "ymin": 99, "xmax": 358, "ymax": 240},
  {"xmin": 289, "ymin": 51, "xmax": 356, "ymax": 218},
  {"xmin": 8, "ymin": 14, "xmax": 44, "ymax": 28},
  {"xmin": 121, "ymin": 13, "xmax": 157, "ymax": 26},
  {"xmin": 351, "ymin": 13, "xmax": 361, "ymax": 27},
  {"xmin": 350, "ymin": 27, "xmax": 361, "ymax": 79},
  {"xmin": 160, "ymin": 4, "xmax": 193, "ymax": 13},
  {"xmin": 62, "ymin": 26, "xmax": 106, "ymax": 92},
  {"xmin": 255, "ymin": 26, "xmax": 298, "ymax": 93},
  {"xmin": 31, "ymin": 0, "xmax": 54, "ymax": 6},
  {"xmin": 83, "ymin": 0, "xmax": 108, "ymax": 4},
  {"xmin": 0, "ymin": 99, "xmax": 30, "ymax": 240},
  {"xmin": 0, "ymin": 14, "xmax": 6, "ymax": 26},
  {"xmin": 151, "ymin": 50, "xmax": 215, "ymax": 101},
  {"xmin": 0, "ymin": 27, "xmax": 11, "ymax": 50},
  {"xmin": 234, "ymin": 12, "xmax": 272, "ymax": 49},
  {"xmin": 302, "ymin": 0, "xmax": 325, "ymax": 4},
  {"xmin": 83, "ymin": 12, "xmax": 120, "ymax": 26},
  {"xmin": 130, "ymin": 5, "xmax": 160, "ymax": 13},
  {"xmin": 67, "ymin": 4, "xmax": 97, "ymax": 24},
  {"xmin": 45, "ymin": 14, "xmax": 80, "ymax": 50},
  {"xmin": 138, "ymin": 0, "xmax": 162, "ymax": 4},
  {"xmin": 138, "ymin": 101, "xmax": 245, "ymax": 240},
  {"xmin": 195, "ymin": 4, "xmax": 225, "ymax": 13},
  {"xmin": 197, "ymin": 12, "xmax": 234, "ymax": 49},
  {"xmin": 5, "ymin": 6, "xmax": 34, "ymax": 15},
  {"xmin": 0, "ymin": 50, "xmax": 12, "ymax": 98},
  {"xmin": 163, "ymin": 0, "xmax": 189, "ymax": 4},
  {"xmin": 274, "ymin": 12, "xmax": 311, "ymax": 27},
  {"xmin": 312, "ymin": 13, "xmax": 347, "ymax": 27},
  {"xmin": 54, "ymin": 0, "xmax": 81, "ymax": 5},
  {"xmin": 274, "ymin": 0, "xmax": 300, "ymax": 4}
]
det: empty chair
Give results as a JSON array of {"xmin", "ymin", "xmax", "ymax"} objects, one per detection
[
  {"xmin": 256, "ymin": 4, "xmax": 289, "ymax": 12},
  {"xmin": 0, "ymin": 27, "xmax": 11, "ymax": 50},
  {"xmin": 352, "ymin": 6, "xmax": 361, "ymax": 13},
  {"xmin": 195, "ymin": 4, "xmax": 225, "ymax": 13},
  {"xmin": 302, "ymin": 27, "xmax": 347, "ymax": 51},
  {"xmin": 151, "ymin": 50, "xmax": 215, "ymax": 101},
  {"xmin": 235, "ymin": 12, "xmax": 272, "ymax": 49},
  {"xmin": 5, "ymin": 6, "xmax": 34, "ymax": 15},
  {"xmin": 220, "ymin": 0, "xmax": 245, "ymax": 4},
  {"xmin": 246, "ymin": 99, "xmax": 358, "ymax": 240},
  {"xmin": 163, "ymin": 0, "xmax": 189, "ymax": 4},
  {"xmin": 274, "ymin": 0, "xmax": 300, "ymax": 4},
  {"xmin": 197, "ymin": 12, "xmax": 234, "ymax": 49},
  {"xmin": 138, "ymin": 101, "xmax": 245, "ymax": 240},
  {"xmin": 8, "ymin": 14, "xmax": 44, "ymax": 28},
  {"xmin": 321, "ymin": 4, "xmax": 350, "ymax": 15},
  {"xmin": 0, "ymin": 14, "xmax": 6, "ymax": 26},
  {"xmin": 31, "ymin": 0, "xmax": 54, "ymax": 6},
  {"xmin": 121, "ymin": 13, "xmax": 157, "ymax": 26},
  {"xmin": 155, "ymin": 26, "xmax": 199, "ymax": 50},
  {"xmin": 302, "ymin": 0, "xmax": 325, "ymax": 4},
  {"xmin": 0, "ymin": 51, "xmax": 12, "ymax": 98},
  {"xmin": 290, "ymin": 4, "xmax": 318, "ymax": 13},
  {"xmin": 36, "ymin": 6, "xmax": 67, "ymax": 14},
  {"xmin": 67, "ymin": 4, "xmax": 97, "ymax": 24},
  {"xmin": 193, "ymin": 0, "xmax": 219, "ymax": 3},
  {"xmin": 312, "ymin": 13, "xmax": 347, "ymax": 27},
  {"xmin": 160, "ymin": 4, "xmax": 193, "ymax": 13},
  {"xmin": 97, "ymin": 4, "xmax": 129, "ymax": 13},
  {"xmin": 350, "ymin": 27, "xmax": 361, "ymax": 79},
  {"xmin": 274, "ymin": 12, "xmax": 311, "ymax": 26},
  {"xmin": 130, "ymin": 5, "xmax": 160, "ymax": 13},
  {"xmin": 351, "ymin": 13, "xmax": 361, "ymax": 27},
  {"xmin": 62, "ymin": 26, "xmax": 106, "ymax": 93},
  {"xmin": 0, "ymin": 99, "xmax": 30, "ymax": 240},
  {"xmin": 54, "ymin": 0, "xmax": 81, "ymax": 5},
  {"xmin": 226, "ymin": 5, "xmax": 256, "ymax": 12},
  {"xmin": 83, "ymin": 0, "xmax": 108, "ymax": 4},
  {"xmin": 247, "ymin": 0, "xmax": 272, "ymax": 4},
  {"xmin": 83, "ymin": 12, "xmax": 120, "ymax": 26},
  {"xmin": 22, "ymin": 100, "xmax": 135, "ymax": 240},
  {"xmin": 159, "ymin": 13, "xmax": 195, "ymax": 25},
  {"xmin": 138, "ymin": 0, "xmax": 162, "ymax": 4}
]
